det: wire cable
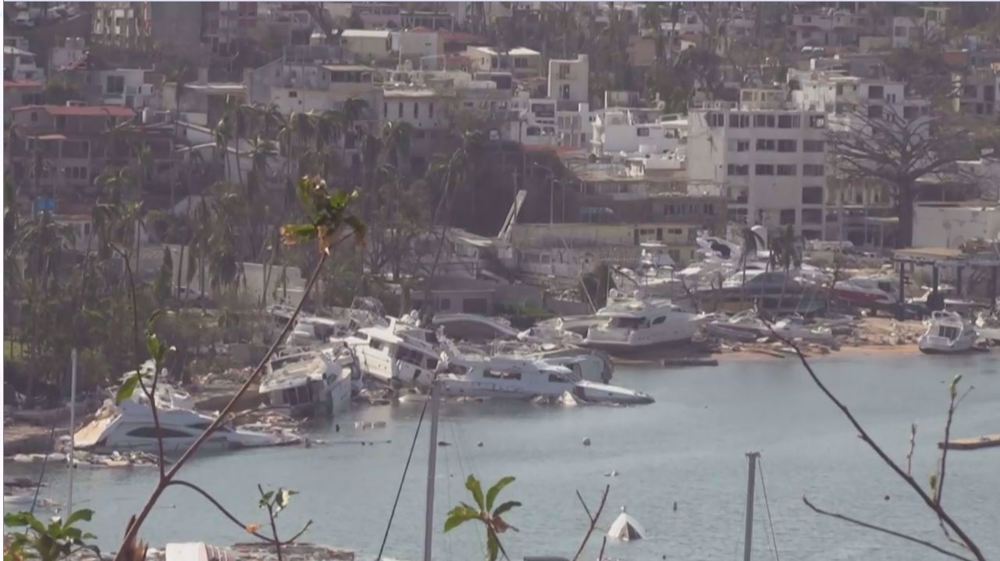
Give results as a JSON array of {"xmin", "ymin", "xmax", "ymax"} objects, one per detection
[
  {"xmin": 376, "ymin": 399, "xmax": 429, "ymax": 561},
  {"xmin": 757, "ymin": 458, "xmax": 781, "ymax": 561}
]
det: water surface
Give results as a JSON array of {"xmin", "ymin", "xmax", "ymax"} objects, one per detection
[{"xmin": 5, "ymin": 353, "xmax": 999, "ymax": 561}]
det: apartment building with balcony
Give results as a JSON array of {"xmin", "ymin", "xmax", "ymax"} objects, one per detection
[
  {"xmin": 465, "ymin": 46, "xmax": 543, "ymax": 79},
  {"xmin": 246, "ymin": 60, "xmax": 380, "ymax": 115},
  {"xmin": 788, "ymin": 8, "xmax": 862, "ymax": 49},
  {"xmin": 591, "ymin": 108, "xmax": 685, "ymax": 157},
  {"xmin": 8, "ymin": 104, "xmax": 141, "ymax": 196},
  {"xmin": 91, "ymin": 2, "xmax": 206, "ymax": 58},
  {"xmin": 952, "ymin": 65, "xmax": 1000, "ymax": 117},
  {"xmin": 687, "ymin": 96, "xmax": 830, "ymax": 240}
]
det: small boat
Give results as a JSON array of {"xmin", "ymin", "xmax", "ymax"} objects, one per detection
[
  {"xmin": 607, "ymin": 506, "xmax": 645, "ymax": 541},
  {"xmin": 582, "ymin": 292, "xmax": 706, "ymax": 351},
  {"xmin": 259, "ymin": 348, "xmax": 353, "ymax": 418},
  {"xmin": 918, "ymin": 311, "xmax": 978, "ymax": 354},
  {"xmin": 833, "ymin": 276, "xmax": 900, "ymax": 308},
  {"xmin": 771, "ymin": 316, "xmax": 835, "ymax": 346},
  {"xmin": 438, "ymin": 354, "xmax": 652, "ymax": 405},
  {"xmin": 705, "ymin": 310, "xmax": 769, "ymax": 342},
  {"xmin": 346, "ymin": 318, "xmax": 442, "ymax": 388}
]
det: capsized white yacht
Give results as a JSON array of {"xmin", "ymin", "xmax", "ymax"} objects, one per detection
[
  {"xmin": 74, "ymin": 396, "xmax": 297, "ymax": 455},
  {"xmin": 918, "ymin": 311, "xmax": 978, "ymax": 354},
  {"xmin": 582, "ymin": 291, "xmax": 706, "ymax": 351},
  {"xmin": 259, "ymin": 347, "xmax": 353, "ymax": 418},
  {"xmin": 437, "ymin": 354, "xmax": 653, "ymax": 405}
]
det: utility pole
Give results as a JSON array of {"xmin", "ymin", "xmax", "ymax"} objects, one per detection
[
  {"xmin": 743, "ymin": 451, "xmax": 760, "ymax": 561},
  {"xmin": 422, "ymin": 382, "xmax": 441, "ymax": 561}
]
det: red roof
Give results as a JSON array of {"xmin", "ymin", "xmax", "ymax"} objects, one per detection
[
  {"xmin": 11, "ymin": 105, "xmax": 135, "ymax": 118},
  {"xmin": 4, "ymin": 80, "xmax": 44, "ymax": 89}
]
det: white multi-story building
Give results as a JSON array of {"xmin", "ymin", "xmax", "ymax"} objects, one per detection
[
  {"xmin": 591, "ymin": 108, "xmax": 685, "ymax": 157},
  {"xmin": 788, "ymin": 9, "xmax": 861, "ymax": 49},
  {"xmin": 891, "ymin": 7, "xmax": 948, "ymax": 49},
  {"xmin": 465, "ymin": 46, "xmax": 543, "ymax": 78},
  {"xmin": 789, "ymin": 68, "xmax": 931, "ymax": 133},
  {"xmin": 547, "ymin": 54, "xmax": 588, "ymax": 103},
  {"xmin": 687, "ymin": 97, "xmax": 830, "ymax": 239},
  {"xmin": 246, "ymin": 61, "xmax": 380, "ymax": 114}
]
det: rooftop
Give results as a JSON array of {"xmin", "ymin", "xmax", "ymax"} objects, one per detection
[
  {"xmin": 12, "ymin": 105, "xmax": 136, "ymax": 118},
  {"xmin": 321, "ymin": 64, "xmax": 375, "ymax": 73},
  {"xmin": 342, "ymin": 29, "xmax": 392, "ymax": 39},
  {"xmin": 183, "ymin": 83, "xmax": 246, "ymax": 95},
  {"xmin": 4, "ymin": 79, "xmax": 43, "ymax": 89}
]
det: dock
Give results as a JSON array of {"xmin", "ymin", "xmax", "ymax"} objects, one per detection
[{"xmin": 938, "ymin": 434, "xmax": 1000, "ymax": 451}]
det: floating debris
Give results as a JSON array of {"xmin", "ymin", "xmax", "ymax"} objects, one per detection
[{"xmin": 582, "ymin": 437, "xmax": 591, "ymax": 447}]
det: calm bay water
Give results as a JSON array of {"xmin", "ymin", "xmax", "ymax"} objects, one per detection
[{"xmin": 5, "ymin": 353, "xmax": 1000, "ymax": 561}]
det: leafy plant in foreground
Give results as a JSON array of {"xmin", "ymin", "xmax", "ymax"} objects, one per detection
[{"xmin": 445, "ymin": 475, "xmax": 521, "ymax": 561}]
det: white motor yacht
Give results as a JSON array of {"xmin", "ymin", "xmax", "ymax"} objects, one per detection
[
  {"xmin": 432, "ymin": 313, "xmax": 522, "ymax": 342},
  {"xmin": 582, "ymin": 292, "xmax": 705, "ymax": 351},
  {"xmin": 73, "ymin": 398, "xmax": 296, "ymax": 455},
  {"xmin": 438, "ymin": 354, "xmax": 652, "ymax": 405},
  {"xmin": 918, "ymin": 311, "xmax": 978, "ymax": 354},
  {"xmin": 705, "ymin": 310, "xmax": 769, "ymax": 342},
  {"xmin": 346, "ymin": 318, "xmax": 442, "ymax": 388},
  {"xmin": 260, "ymin": 348, "xmax": 353, "ymax": 418}
]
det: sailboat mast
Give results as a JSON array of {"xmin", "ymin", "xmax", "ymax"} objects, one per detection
[
  {"xmin": 423, "ymin": 382, "xmax": 441, "ymax": 561},
  {"xmin": 68, "ymin": 348, "xmax": 78, "ymax": 513},
  {"xmin": 743, "ymin": 451, "xmax": 760, "ymax": 561}
]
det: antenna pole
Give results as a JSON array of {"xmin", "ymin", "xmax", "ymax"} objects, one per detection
[
  {"xmin": 743, "ymin": 451, "xmax": 760, "ymax": 561},
  {"xmin": 423, "ymin": 381, "xmax": 441, "ymax": 561}
]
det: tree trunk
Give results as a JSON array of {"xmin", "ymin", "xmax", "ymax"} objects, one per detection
[{"xmin": 896, "ymin": 183, "xmax": 916, "ymax": 248}]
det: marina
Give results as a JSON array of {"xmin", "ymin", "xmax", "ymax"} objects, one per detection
[{"xmin": 5, "ymin": 354, "xmax": 999, "ymax": 561}]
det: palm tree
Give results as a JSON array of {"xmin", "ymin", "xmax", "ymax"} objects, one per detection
[
  {"xmin": 445, "ymin": 475, "xmax": 520, "ymax": 561},
  {"xmin": 738, "ymin": 225, "xmax": 766, "ymax": 307},
  {"xmin": 770, "ymin": 225, "xmax": 802, "ymax": 312}
]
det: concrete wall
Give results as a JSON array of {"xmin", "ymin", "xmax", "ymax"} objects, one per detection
[{"xmin": 913, "ymin": 205, "xmax": 1000, "ymax": 248}]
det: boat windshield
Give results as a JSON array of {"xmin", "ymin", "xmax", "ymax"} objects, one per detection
[
  {"xmin": 938, "ymin": 326, "xmax": 959, "ymax": 340},
  {"xmin": 608, "ymin": 316, "xmax": 645, "ymax": 329}
]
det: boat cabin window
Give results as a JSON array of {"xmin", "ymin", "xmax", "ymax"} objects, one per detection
[
  {"xmin": 877, "ymin": 281, "xmax": 894, "ymax": 293},
  {"xmin": 483, "ymin": 370, "xmax": 521, "ymax": 380},
  {"xmin": 547, "ymin": 373, "xmax": 568, "ymax": 383},
  {"xmin": 396, "ymin": 346, "xmax": 429, "ymax": 367},
  {"xmin": 369, "ymin": 339, "xmax": 383, "ymax": 350},
  {"xmin": 938, "ymin": 326, "xmax": 959, "ymax": 339},
  {"xmin": 283, "ymin": 385, "xmax": 313, "ymax": 405},
  {"xmin": 126, "ymin": 427, "xmax": 193, "ymax": 439},
  {"xmin": 443, "ymin": 364, "xmax": 468, "ymax": 375},
  {"xmin": 651, "ymin": 316, "xmax": 666, "ymax": 325},
  {"xmin": 609, "ymin": 317, "xmax": 644, "ymax": 329},
  {"xmin": 425, "ymin": 357, "xmax": 438, "ymax": 369}
]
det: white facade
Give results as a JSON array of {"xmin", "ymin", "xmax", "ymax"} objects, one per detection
[
  {"xmin": 381, "ymin": 89, "xmax": 450, "ymax": 130},
  {"xmin": 3, "ymin": 46, "xmax": 44, "ymax": 81},
  {"xmin": 465, "ymin": 46, "xmax": 543, "ymax": 78},
  {"xmin": 547, "ymin": 54, "xmax": 588, "ymax": 103},
  {"xmin": 95, "ymin": 69, "xmax": 157, "ymax": 108},
  {"xmin": 687, "ymin": 101, "xmax": 829, "ymax": 239},
  {"xmin": 892, "ymin": 8, "xmax": 947, "ymax": 49},
  {"xmin": 393, "ymin": 30, "xmax": 444, "ymax": 66},
  {"xmin": 247, "ymin": 62, "xmax": 378, "ymax": 114},
  {"xmin": 913, "ymin": 204, "xmax": 1000, "ymax": 248},
  {"xmin": 50, "ymin": 37, "xmax": 87, "ymax": 71},
  {"xmin": 506, "ymin": 92, "xmax": 594, "ymax": 149},
  {"xmin": 591, "ymin": 108, "xmax": 685, "ymax": 156},
  {"xmin": 342, "ymin": 29, "xmax": 393, "ymax": 63},
  {"xmin": 789, "ymin": 9, "xmax": 861, "ymax": 49},
  {"xmin": 953, "ymin": 66, "xmax": 1000, "ymax": 117}
]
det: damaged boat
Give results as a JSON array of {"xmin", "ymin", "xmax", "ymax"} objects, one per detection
[{"xmin": 259, "ymin": 347, "xmax": 354, "ymax": 418}]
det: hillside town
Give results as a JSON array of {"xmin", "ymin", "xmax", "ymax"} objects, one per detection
[{"xmin": 4, "ymin": 3, "xmax": 1000, "ymax": 561}]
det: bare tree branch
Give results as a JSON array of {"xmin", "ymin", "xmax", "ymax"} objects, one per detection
[
  {"xmin": 763, "ymin": 323, "xmax": 985, "ymax": 561},
  {"xmin": 571, "ymin": 485, "xmax": 610, "ymax": 561},
  {"xmin": 802, "ymin": 497, "xmax": 973, "ymax": 561},
  {"xmin": 906, "ymin": 423, "xmax": 917, "ymax": 476}
]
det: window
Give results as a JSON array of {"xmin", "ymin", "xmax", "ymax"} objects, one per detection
[
  {"xmin": 776, "ymin": 164, "xmax": 796, "ymax": 176},
  {"xmin": 398, "ymin": 102, "xmax": 404, "ymax": 118},
  {"xmin": 894, "ymin": 25, "xmax": 907, "ymax": 37},
  {"xmin": 106, "ymin": 75, "xmax": 125, "ymax": 94},
  {"xmin": 704, "ymin": 203, "xmax": 715, "ymax": 215},
  {"xmin": 727, "ymin": 164, "xmax": 749, "ymax": 176},
  {"xmin": 667, "ymin": 228, "xmax": 683, "ymax": 235},
  {"xmin": 728, "ymin": 113, "xmax": 749, "ymax": 128},
  {"xmin": 369, "ymin": 339, "xmax": 383, "ymax": 350},
  {"xmin": 802, "ymin": 186, "xmax": 824, "ymax": 204},
  {"xmin": 777, "ymin": 139, "xmax": 797, "ymax": 152},
  {"xmin": 755, "ymin": 164, "xmax": 774, "ymax": 176},
  {"xmin": 413, "ymin": 102, "xmax": 419, "ymax": 118},
  {"xmin": 636, "ymin": 127, "xmax": 650, "ymax": 137},
  {"xmin": 779, "ymin": 209, "xmax": 797, "ymax": 225},
  {"xmin": 438, "ymin": 298, "xmax": 450, "ymax": 310},
  {"xmin": 868, "ymin": 85, "xmax": 883, "ymax": 99},
  {"xmin": 734, "ymin": 140, "xmax": 749, "ymax": 152},
  {"xmin": 903, "ymin": 105, "xmax": 918, "ymax": 119},
  {"xmin": 835, "ymin": 84, "xmax": 844, "ymax": 96},
  {"xmin": 706, "ymin": 112, "xmax": 725, "ymax": 127},
  {"xmin": 55, "ymin": 116, "xmax": 66, "ymax": 130},
  {"xmin": 483, "ymin": 370, "xmax": 522, "ymax": 380},
  {"xmin": 753, "ymin": 114, "xmax": 776, "ymax": 128},
  {"xmin": 126, "ymin": 427, "xmax": 192, "ymax": 438},
  {"xmin": 756, "ymin": 139, "xmax": 775, "ymax": 151},
  {"xmin": 803, "ymin": 140, "xmax": 825, "ymax": 152},
  {"xmin": 867, "ymin": 105, "xmax": 883, "ymax": 119},
  {"xmin": 651, "ymin": 316, "xmax": 666, "ymax": 325},
  {"xmin": 777, "ymin": 114, "xmax": 800, "ymax": 128},
  {"xmin": 383, "ymin": 102, "xmax": 388, "ymax": 117},
  {"xmin": 288, "ymin": 90, "xmax": 298, "ymax": 98},
  {"xmin": 803, "ymin": 164, "xmax": 825, "ymax": 176},
  {"xmin": 561, "ymin": 84, "xmax": 570, "ymax": 99},
  {"xmin": 558, "ymin": 63, "xmax": 570, "ymax": 79},
  {"xmin": 802, "ymin": 209, "xmax": 823, "ymax": 223}
]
